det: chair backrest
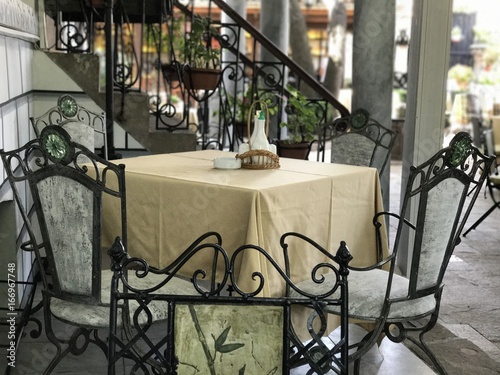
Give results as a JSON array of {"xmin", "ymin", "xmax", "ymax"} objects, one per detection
[
  {"xmin": 323, "ymin": 108, "xmax": 396, "ymax": 175},
  {"xmin": 470, "ymin": 116, "xmax": 484, "ymax": 149},
  {"xmin": 1, "ymin": 125, "xmax": 125, "ymax": 305},
  {"xmin": 30, "ymin": 94, "xmax": 108, "ymax": 159},
  {"xmin": 392, "ymin": 132, "xmax": 493, "ymax": 299},
  {"xmin": 466, "ymin": 93, "xmax": 482, "ymax": 119},
  {"xmin": 484, "ymin": 128, "xmax": 496, "ymax": 157},
  {"xmin": 107, "ymin": 238, "xmax": 352, "ymax": 375}
]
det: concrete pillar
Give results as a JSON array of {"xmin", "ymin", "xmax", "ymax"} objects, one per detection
[
  {"xmin": 260, "ymin": 0, "xmax": 289, "ymax": 139},
  {"xmin": 397, "ymin": 0, "xmax": 453, "ymax": 276},
  {"xmin": 352, "ymin": 0, "xmax": 396, "ymax": 211},
  {"xmin": 260, "ymin": 0, "xmax": 289, "ymax": 63},
  {"xmin": 221, "ymin": 0, "xmax": 247, "ymax": 96},
  {"xmin": 217, "ymin": 1, "xmax": 247, "ymax": 147}
]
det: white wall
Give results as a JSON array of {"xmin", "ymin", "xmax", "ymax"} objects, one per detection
[{"xmin": 0, "ymin": 0, "xmax": 39, "ymax": 309}]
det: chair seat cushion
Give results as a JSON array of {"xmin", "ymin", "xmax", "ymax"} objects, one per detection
[
  {"xmin": 50, "ymin": 270, "xmax": 200, "ymax": 328},
  {"xmin": 490, "ymin": 174, "xmax": 500, "ymax": 186},
  {"xmin": 290, "ymin": 268, "xmax": 436, "ymax": 321}
]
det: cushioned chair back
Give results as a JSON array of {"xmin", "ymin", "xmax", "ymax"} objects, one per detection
[
  {"xmin": 471, "ymin": 116, "xmax": 484, "ymax": 149},
  {"xmin": 60, "ymin": 119, "xmax": 95, "ymax": 151},
  {"xmin": 326, "ymin": 109, "xmax": 396, "ymax": 176},
  {"xmin": 37, "ymin": 174, "xmax": 98, "ymax": 299},
  {"xmin": 411, "ymin": 176, "xmax": 465, "ymax": 291},
  {"xmin": 0, "ymin": 125, "xmax": 124, "ymax": 305},
  {"xmin": 484, "ymin": 128, "xmax": 496, "ymax": 157},
  {"xmin": 331, "ymin": 132, "xmax": 373, "ymax": 167},
  {"xmin": 397, "ymin": 133, "xmax": 493, "ymax": 296}
]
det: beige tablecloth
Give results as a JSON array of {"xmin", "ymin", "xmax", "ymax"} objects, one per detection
[{"xmin": 103, "ymin": 150, "xmax": 387, "ymax": 298}]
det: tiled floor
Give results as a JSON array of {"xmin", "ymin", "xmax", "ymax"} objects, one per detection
[{"xmin": 2, "ymin": 159, "xmax": 500, "ymax": 375}]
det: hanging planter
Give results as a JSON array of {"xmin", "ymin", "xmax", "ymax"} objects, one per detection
[
  {"xmin": 182, "ymin": 66, "xmax": 222, "ymax": 91},
  {"xmin": 161, "ymin": 62, "xmax": 181, "ymax": 83},
  {"xmin": 181, "ymin": 15, "xmax": 222, "ymax": 96}
]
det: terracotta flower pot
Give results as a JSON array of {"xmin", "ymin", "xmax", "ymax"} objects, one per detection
[
  {"xmin": 183, "ymin": 67, "xmax": 222, "ymax": 91},
  {"xmin": 161, "ymin": 63, "xmax": 181, "ymax": 82},
  {"xmin": 275, "ymin": 140, "xmax": 312, "ymax": 160}
]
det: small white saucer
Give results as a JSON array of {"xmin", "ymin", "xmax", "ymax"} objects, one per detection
[{"xmin": 213, "ymin": 157, "xmax": 241, "ymax": 170}]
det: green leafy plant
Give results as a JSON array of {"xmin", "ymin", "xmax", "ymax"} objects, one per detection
[
  {"xmin": 448, "ymin": 64, "xmax": 473, "ymax": 91},
  {"xmin": 233, "ymin": 85, "xmax": 278, "ymax": 122},
  {"xmin": 280, "ymin": 85, "xmax": 322, "ymax": 143},
  {"xmin": 184, "ymin": 15, "xmax": 221, "ymax": 69},
  {"xmin": 214, "ymin": 83, "xmax": 280, "ymax": 131}
]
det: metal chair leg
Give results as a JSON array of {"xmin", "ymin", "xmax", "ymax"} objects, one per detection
[
  {"xmin": 463, "ymin": 201, "xmax": 500, "ymax": 236},
  {"xmin": 405, "ymin": 332, "xmax": 448, "ymax": 375}
]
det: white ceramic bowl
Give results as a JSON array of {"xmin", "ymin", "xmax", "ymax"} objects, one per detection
[{"xmin": 213, "ymin": 157, "xmax": 242, "ymax": 170}]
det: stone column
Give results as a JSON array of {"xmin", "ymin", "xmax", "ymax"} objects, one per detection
[
  {"xmin": 397, "ymin": 0, "xmax": 453, "ymax": 276},
  {"xmin": 260, "ymin": 0, "xmax": 289, "ymax": 139},
  {"xmin": 260, "ymin": 0, "xmax": 289, "ymax": 62},
  {"xmin": 221, "ymin": 0, "xmax": 247, "ymax": 96},
  {"xmin": 216, "ymin": 0, "xmax": 247, "ymax": 147},
  {"xmin": 352, "ymin": 0, "xmax": 396, "ymax": 212}
]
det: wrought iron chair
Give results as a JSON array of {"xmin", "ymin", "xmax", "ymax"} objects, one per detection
[
  {"xmin": 0, "ymin": 125, "xmax": 221, "ymax": 374},
  {"xmin": 470, "ymin": 116, "xmax": 484, "ymax": 148},
  {"xmin": 30, "ymin": 94, "xmax": 108, "ymax": 159},
  {"xmin": 287, "ymin": 132, "xmax": 494, "ymax": 374},
  {"xmin": 107, "ymin": 236, "xmax": 353, "ymax": 375},
  {"xmin": 463, "ymin": 128, "xmax": 500, "ymax": 236},
  {"xmin": 319, "ymin": 108, "xmax": 396, "ymax": 176}
]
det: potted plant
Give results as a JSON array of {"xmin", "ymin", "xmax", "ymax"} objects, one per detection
[
  {"xmin": 225, "ymin": 84, "xmax": 279, "ymax": 137},
  {"xmin": 447, "ymin": 64, "xmax": 473, "ymax": 92},
  {"xmin": 182, "ymin": 15, "xmax": 221, "ymax": 91},
  {"xmin": 276, "ymin": 86, "xmax": 322, "ymax": 159}
]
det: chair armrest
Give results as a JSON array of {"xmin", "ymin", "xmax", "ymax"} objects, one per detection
[
  {"xmin": 373, "ymin": 211, "xmax": 415, "ymax": 231},
  {"xmin": 280, "ymin": 231, "xmax": 338, "ymax": 262},
  {"xmin": 348, "ymin": 211, "xmax": 416, "ymax": 272}
]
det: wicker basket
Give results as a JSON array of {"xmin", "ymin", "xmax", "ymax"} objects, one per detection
[{"xmin": 235, "ymin": 100, "xmax": 280, "ymax": 169}]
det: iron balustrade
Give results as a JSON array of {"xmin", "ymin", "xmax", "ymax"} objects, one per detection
[{"xmin": 44, "ymin": 0, "xmax": 348, "ymax": 153}]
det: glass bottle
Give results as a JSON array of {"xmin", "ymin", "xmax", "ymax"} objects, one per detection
[
  {"xmin": 250, "ymin": 110, "xmax": 269, "ymax": 164},
  {"xmin": 250, "ymin": 110, "xmax": 269, "ymax": 151}
]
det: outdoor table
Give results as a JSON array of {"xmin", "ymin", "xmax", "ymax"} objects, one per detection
[{"xmin": 102, "ymin": 150, "xmax": 387, "ymax": 298}]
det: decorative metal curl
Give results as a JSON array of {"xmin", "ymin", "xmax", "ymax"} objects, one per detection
[
  {"xmin": 59, "ymin": 24, "xmax": 87, "ymax": 50},
  {"xmin": 255, "ymin": 63, "xmax": 285, "ymax": 89},
  {"xmin": 384, "ymin": 322, "xmax": 407, "ymax": 344},
  {"xmin": 116, "ymin": 242, "xmax": 229, "ymax": 297},
  {"xmin": 115, "ymin": 63, "xmax": 133, "ymax": 87},
  {"xmin": 69, "ymin": 328, "xmax": 91, "ymax": 355},
  {"xmin": 221, "ymin": 64, "xmax": 245, "ymax": 85},
  {"xmin": 218, "ymin": 23, "xmax": 239, "ymax": 49},
  {"xmin": 229, "ymin": 244, "xmax": 289, "ymax": 298},
  {"xmin": 408, "ymin": 132, "xmax": 490, "ymax": 195},
  {"xmin": 280, "ymin": 232, "xmax": 352, "ymax": 298}
]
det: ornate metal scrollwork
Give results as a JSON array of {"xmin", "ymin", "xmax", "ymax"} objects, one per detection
[
  {"xmin": 447, "ymin": 131, "xmax": 472, "ymax": 168},
  {"xmin": 58, "ymin": 95, "xmax": 78, "ymax": 117},
  {"xmin": 107, "ymin": 234, "xmax": 352, "ymax": 374},
  {"xmin": 40, "ymin": 126, "xmax": 74, "ymax": 165}
]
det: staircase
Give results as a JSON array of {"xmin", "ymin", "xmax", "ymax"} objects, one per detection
[{"xmin": 39, "ymin": 0, "xmax": 346, "ymax": 155}]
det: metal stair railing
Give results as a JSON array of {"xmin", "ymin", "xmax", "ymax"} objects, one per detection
[{"xmin": 43, "ymin": 0, "xmax": 349, "ymax": 153}]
